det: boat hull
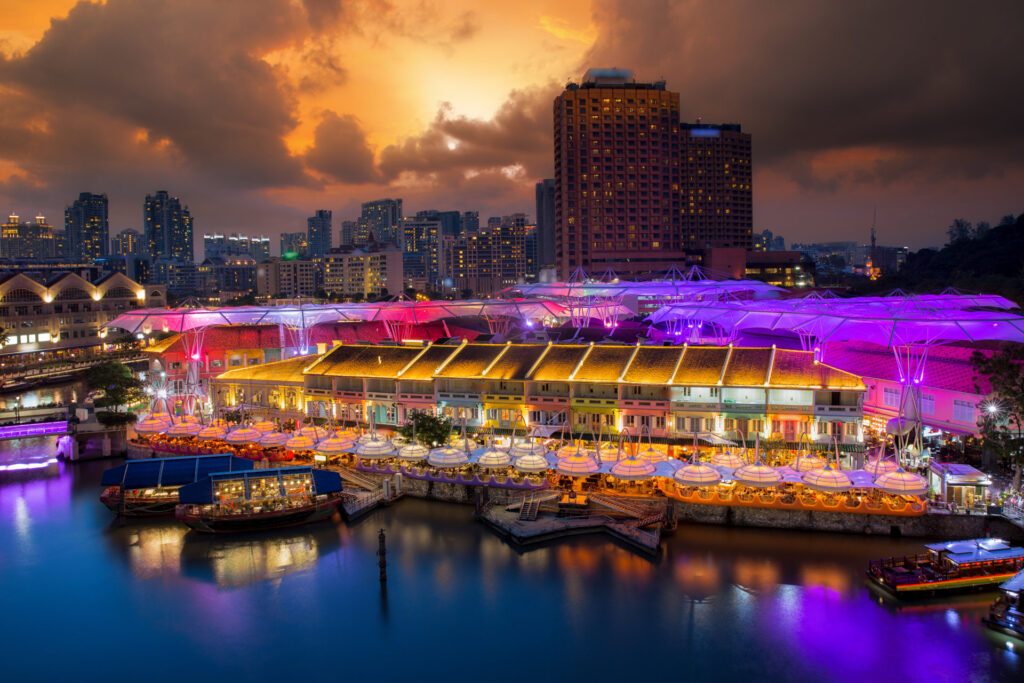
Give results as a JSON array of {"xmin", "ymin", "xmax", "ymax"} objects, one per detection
[
  {"xmin": 100, "ymin": 487, "xmax": 178, "ymax": 517},
  {"xmin": 982, "ymin": 616, "xmax": 1024, "ymax": 641},
  {"xmin": 176, "ymin": 498, "xmax": 341, "ymax": 534},
  {"xmin": 868, "ymin": 571, "xmax": 1020, "ymax": 598}
]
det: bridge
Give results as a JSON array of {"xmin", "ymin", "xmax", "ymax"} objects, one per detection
[{"xmin": 0, "ymin": 420, "xmax": 69, "ymax": 440}]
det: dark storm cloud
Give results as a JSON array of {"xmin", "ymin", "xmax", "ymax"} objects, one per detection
[
  {"xmin": 304, "ymin": 111, "xmax": 380, "ymax": 183},
  {"xmin": 584, "ymin": 0, "xmax": 1024, "ymax": 188},
  {"xmin": 378, "ymin": 84, "xmax": 556, "ymax": 181},
  {"xmin": 0, "ymin": 0, "xmax": 311, "ymax": 188}
]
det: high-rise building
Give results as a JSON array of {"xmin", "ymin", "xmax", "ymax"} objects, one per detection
[
  {"xmin": 401, "ymin": 218, "xmax": 442, "ymax": 291},
  {"xmin": 323, "ymin": 244, "xmax": 403, "ymax": 299},
  {"xmin": 150, "ymin": 257, "xmax": 198, "ymax": 296},
  {"xmin": 111, "ymin": 228, "xmax": 144, "ymax": 257},
  {"xmin": 553, "ymin": 69, "xmax": 752, "ymax": 278},
  {"xmin": 414, "ymin": 209, "xmax": 462, "ymax": 237},
  {"xmin": 680, "ymin": 122, "xmax": 752, "ymax": 249},
  {"xmin": 535, "ymin": 179, "xmax": 556, "ymax": 268},
  {"xmin": 340, "ymin": 220, "xmax": 358, "ymax": 247},
  {"xmin": 65, "ymin": 192, "xmax": 109, "ymax": 260},
  {"xmin": 144, "ymin": 190, "xmax": 193, "ymax": 262},
  {"xmin": 461, "ymin": 211, "xmax": 479, "ymax": 233},
  {"xmin": 307, "ymin": 209, "xmax": 333, "ymax": 257},
  {"xmin": 280, "ymin": 232, "xmax": 309, "ymax": 258},
  {"xmin": 256, "ymin": 258, "xmax": 321, "ymax": 299},
  {"xmin": 442, "ymin": 215, "xmax": 527, "ymax": 296},
  {"xmin": 360, "ymin": 198, "xmax": 403, "ymax": 244},
  {"xmin": 204, "ymin": 233, "xmax": 271, "ymax": 261},
  {"xmin": 1, "ymin": 213, "xmax": 57, "ymax": 260},
  {"xmin": 198, "ymin": 255, "xmax": 258, "ymax": 299}
]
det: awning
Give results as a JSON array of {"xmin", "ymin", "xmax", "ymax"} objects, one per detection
[{"xmin": 101, "ymin": 454, "xmax": 253, "ymax": 488}]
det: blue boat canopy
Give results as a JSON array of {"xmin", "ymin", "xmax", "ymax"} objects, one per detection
[
  {"xmin": 177, "ymin": 467, "xmax": 342, "ymax": 505},
  {"xmin": 1001, "ymin": 568, "xmax": 1024, "ymax": 594},
  {"xmin": 101, "ymin": 454, "xmax": 254, "ymax": 488},
  {"xmin": 925, "ymin": 538, "xmax": 1024, "ymax": 565}
]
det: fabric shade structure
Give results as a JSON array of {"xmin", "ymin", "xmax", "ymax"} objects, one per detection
[
  {"xmin": 134, "ymin": 418, "xmax": 170, "ymax": 434},
  {"xmin": 178, "ymin": 414, "xmax": 201, "ymax": 424},
  {"xmin": 284, "ymin": 434, "xmax": 315, "ymax": 450},
  {"xmin": 165, "ymin": 421, "xmax": 202, "ymax": 436},
  {"xmin": 674, "ymin": 462, "xmax": 723, "ymax": 486},
  {"xmin": 733, "ymin": 462, "xmax": 783, "ymax": 488},
  {"xmin": 792, "ymin": 453, "xmax": 826, "ymax": 472},
  {"xmin": 300, "ymin": 426, "xmax": 328, "ymax": 441},
  {"xmin": 146, "ymin": 412, "xmax": 173, "ymax": 423},
  {"xmin": 801, "ymin": 465, "xmax": 853, "ymax": 492},
  {"xmin": 596, "ymin": 443, "xmax": 621, "ymax": 462},
  {"xmin": 427, "ymin": 446, "xmax": 470, "ymax": 469},
  {"xmin": 609, "ymin": 456, "xmax": 656, "ymax": 480},
  {"xmin": 711, "ymin": 451, "xmax": 745, "ymax": 468},
  {"xmin": 397, "ymin": 443, "xmax": 429, "ymax": 462},
  {"xmin": 874, "ymin": 469, "xmax": 928, "ymax": 496},
  {"xmin": 513, "ymin": 452, "xmax": 550, "ymax": 473},
  {"xmin": 865, "ymin": 457, "xmax": 899, "ymax": 476},
  {"xmin": 636, "ymin": 446, "xmax": 667, "ymax": 463},
  {"xmin": 509, "ymin": 441, "xmax": 548, "ymax": 458},
  {"xmin": 252, "ymin": 420, "xmax": 276, "ymax": 433},
  {"xmin": 448, "ymin": 435, "xmax": 480, "ymax": 451},
  {"xmin": 555, "ymin": 450, "xmax": 600, "ymax": 476},
  {"xmin": 477, "ymin": 447, "xmax": 512, "ymax": 468},
  {"xmin": 258, "ymin": 432, "xmax": 290, "ymax": 447},
  {"xmin": 197, "ymin": 425, "xmax": 228, "ymax": 440},
  {"xmin": 354, "ymin": 435, "xmax": 397, "ymax": 459},
  {"xmin": 315, "ymin": 434, "xmax": 356, "ymax": 455},
  {"xmin": 225, "ymin": 427, "xmax": 263, "ymax": 444}
]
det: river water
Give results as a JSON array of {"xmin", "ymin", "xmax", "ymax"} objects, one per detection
[{"xmin": 1, "ymin": 435, "xmax": 1021, "ymax": 682}]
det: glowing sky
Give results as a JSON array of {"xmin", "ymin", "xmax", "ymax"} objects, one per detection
[{"xmin": 1, "ymin": 0, "xmax": 1021, "ymax": 251}]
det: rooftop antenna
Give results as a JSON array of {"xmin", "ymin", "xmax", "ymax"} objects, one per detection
[{"xmin": 870, "ymin": 206, "xmax": 878, "ymax": 265}]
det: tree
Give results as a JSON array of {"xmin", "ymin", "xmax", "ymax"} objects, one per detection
[
  {"xmin": 946, "ymin": 218, "xmax": 974, "ymax": 244},
  {"xmin": 85, "ymin": 361, "xmax": 145, "ymax": 413},
  {"xmin": 398, "ymin": 411, "xmax": 452, "ymax": 447},
  {"xmin": 972, "ymin": 346, "xmax": 1024, "ymax": 491},
  {"xmin": 999, "ymin": 214, "xmax": 1018, "ymax": 227},
  {"xmin": 974, "ymin": 221, "xmax": 991, "ymax": 239}
]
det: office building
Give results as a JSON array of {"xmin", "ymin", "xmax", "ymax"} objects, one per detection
[
  {"xmin": 198, "ymin": 255, "xmax": 258, "ymax": 299},
  {"xmin": 256, "ymin": 258, "xmax": 321, "ymax": 299},
  {"xmin": 144, "ymin": 190, "xmax": 193, "ymax": 262},
  {"xmin": 307, "ymin": 209, "xmax": 333, "ymax": 257},
  {"xmin": 442, "ymin": 216, "xmax": 528, "ymax": 296},
  {"xmin": 360, "ymin": 198, "xmax": 403, "ymax": 244},
  {"xmin": 535, "ymin": 179, "xmax": 556, "ymax": 268},
  {"xmin": 401, "ymin": 218, "xmax": 442, "ymax": 290},
  {"xmin": 111, "ymin": 228, "xmax": 144, "ymax": 257},
  {"xmin": 414, "ymin": 210, "xmax": 462, "ymax": 237},
  {"xmin": 323, "ymin": 244, "xmax": 403, "ymax": 299},
  {"xmin": 150, "ymin": 257, "xmax": 198, "ymax": 296},
  {"xmin": 340, "ymin": 220, "xmax": 358, "ymax": 247},
  {"xmin": 1, "ymin": 213, "xmax": 57, "ymax": 260},
  {"xmin": 462, "ymin": 211, "xmax": 480, "ymax": 234},
  {"xmin": 65, "ymin": 192, "xmax": 109, "ymax": 260},
  {"xmin": 280, "ymin": 232, "xmax": 309, "ymax": 258},
  {"xmin": 204, "ymin": 233, "xmax": 271, "ymax": 261}
]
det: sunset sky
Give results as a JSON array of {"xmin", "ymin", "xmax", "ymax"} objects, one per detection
[{"xmin": 1, "ymin": 0, "xmax": 1021, "ymax": 251}]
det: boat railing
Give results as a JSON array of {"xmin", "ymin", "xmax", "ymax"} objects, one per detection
[{"xmin": 868, "ymin": 553, "xmax": 931, "ymax": 571}]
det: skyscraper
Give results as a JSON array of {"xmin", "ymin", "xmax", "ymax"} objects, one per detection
[
  {"xmin": 1, "ymin": 213, "xmax": 57, "ymax": 260},
  {"xmin": 65, "ymin": 192, "xmax": 109, "ymax": 260},
  {"xmin": 307, "ymin": 209, "xmax": 333, "ymax": 257},
  {"xmin": 401, "ymin": 218, "xmax": 442, "ymax": 290},
  {"xmin": 441, "ymin": 215, "xmax": 528, "ymax": 296},
  {"xmin": 680, "ymin": 122, "xmax": 752, "ymax": 248},
  {"xmin": 340, "ymin": 220, "xmax": 358, "ymax": 247},
  {"xmin": 144, "ymin": 190, "xmax": 193, "ymax": 262},
  {"xmin": 553, "ymin": 69, "xmax": 752, "ymax": 278},
  {"xmin": 112, "ymin": 228, "xmax": 144, "ymax": 256},
  {"xmin": 360, "ymin": 198, "xmax": 403, "ymax": 244},
  {"xmin": 414, "ymin": 209, "xmax": 462, "ymax": 237},
  {"xmin": 535, "ymin": 179, "xmax": 555, "ymax": 268},
  {"xmin": 461, "ymin": 211, "xmax": 479, "ymax": 233}
]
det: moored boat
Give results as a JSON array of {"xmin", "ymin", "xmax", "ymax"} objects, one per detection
[
  {"xmin": 100, "ymin": 454, "xmax": 254, "ymax": 516},
  {"xmin": 868, "ymin": 538, "xmax": 1024, "ymax": 598},
  {"xmin": 175, "ymin": 466, "xmax": 344, "ymax": 533},
  {"xmin": 983, "ymin": 569, "xmax": 1024, "ymax": 640}
]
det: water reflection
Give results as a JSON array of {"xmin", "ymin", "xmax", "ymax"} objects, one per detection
[{"xmin": 103, "ymin": 519, "xmax": 345, "ymax": 589}]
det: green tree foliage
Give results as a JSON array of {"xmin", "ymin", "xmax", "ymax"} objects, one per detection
[
  {"xmin": 972, "ymin": 345, "xmax": 1024, "ymax": 491},
  {"xmin": 398, "ymin": 411, "xmax": 453, "ymax": 447},
  {"xmin": 85, "ymin": 361, "xmax": 145, "ymax": 413}
]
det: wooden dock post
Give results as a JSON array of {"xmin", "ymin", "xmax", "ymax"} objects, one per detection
[{"xmin": 377, "ymin": 528, "xmax": 387, "ymax": 583}]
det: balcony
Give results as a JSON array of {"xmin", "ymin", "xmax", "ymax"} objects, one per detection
[
  {"xmin": 767, "ymin": 403, "xmax": 812, "ymax": 414},
  {"xmin": 572, "ymin": 397, "xmax": 616, "ymax": 408},
  {"xmin": 620, "ymin": 398, "xmax": 669, "ymax": 410},
  {"xmin": 814, "ymin": 405, "xmax": 860, "ymax": 417},
  {"xmin": 482, "ymin": 392, "xmax": 524, "ymax": 403},
  {"xmin": 437, "ymin": 391, "xmax": 479, "ymax": 402}
]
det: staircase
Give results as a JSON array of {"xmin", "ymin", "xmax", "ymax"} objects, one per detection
[
  {"xmin": 519, "ymin": 496, "xmax": 541, "ymax": 521},
  {"xmin": 588, "ymin": 493, "xmax": 657, "ymax": 518},
  {"xmin": 336, "ymin": 466, "xmax": 382, "ymax": 491}
]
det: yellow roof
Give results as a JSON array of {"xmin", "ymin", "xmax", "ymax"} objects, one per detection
[
  {"xmin": 573, "ymin": 345, "xmax": 635, "ymax": 382},
  {"xmin": 622, "ymin": 346, "xmax": 682, "ymax": 385},
  {"xmin": 215, "ymin": 356, "xmax": 310, "ymax": 384},
  {"xmin": 143, "ymin": 334, "xmax": 181, "ymax": 354},
  {"xmin": 398, "ymin": 345, "xmax": 460, "ymax": 381},
  {"xmin": 770, "ymin": 349, "xmax": 864, "ymax": 389},
  {"xmin": 721, "ymin": 348, "xmax": 773, "ymax": 386},
  {"xmin": 481, "ymin": 344, "xmax": 548, "ymax": 380},
  {"xmin": 529, "ymin": 345, "xmax": 589, "ymax": 381},
  {"xmin": 306, "ymin": 344, "xmax": 424, "ymax": 378},
  {"xmin": 435, "ymin": 343, "xmax": 508, "ymax": 378},
  {"xmin": 672, "ymin": 347, "xmax": 730, "ymax": 385}
]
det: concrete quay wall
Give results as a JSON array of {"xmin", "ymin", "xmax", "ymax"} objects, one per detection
[{"xmin": 673, "ymin": 501, "xmax": 1024, "ymax": 541}]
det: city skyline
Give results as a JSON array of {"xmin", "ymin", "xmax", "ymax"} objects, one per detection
[{"xmin": 0, "ymin": 0, "xmax": 1020, "ymax": 250}]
